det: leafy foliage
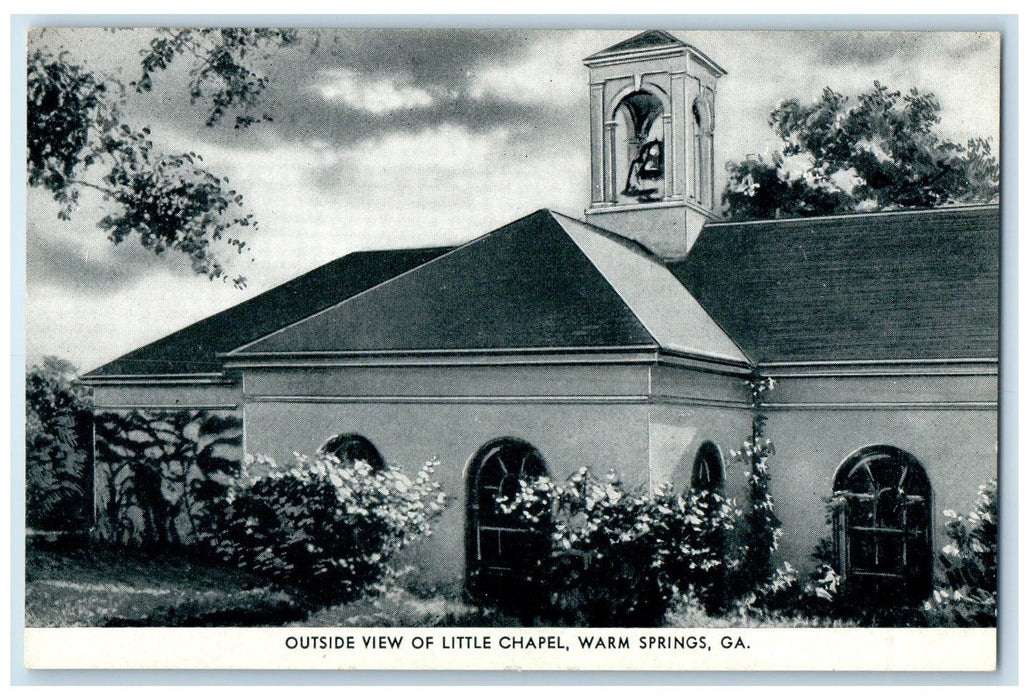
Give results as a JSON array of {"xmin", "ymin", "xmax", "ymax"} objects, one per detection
[
  {"xmin": 25, "ymin": 357, "xmax": 93, "ymax": 531},
  {"xmin": 925, "ymin": 480, "xmax": 998, "ymax": 626},
  {"xmin": 210, "ymin": 453, "xmax": 447, "ymax": 605},
  {"xmin": 27, "ymin": 30, "xmax": 295, "ymax": 285},
  {"xmin": 93, "ymin": 409, "xmax": 243, "ymax": 546},
  {"xmin": 722, "ymin": 82, "xmax": 1000, "ymax": 220},
  {"xmin": 136, "ymin": 28, "xmax": 299, "ymax": 128},
  {"xmin": 499, "ymin": 467, "xmax": 742, "ymax": 626}
]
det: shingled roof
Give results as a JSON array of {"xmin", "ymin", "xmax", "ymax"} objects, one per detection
[
  {"xmin": 83, "ymin": 246, "xmax": 452, "ymax": 378},
  {"xmin": 87, "ymin": 204, "xmax": 998, "ymax": 378},
  {"xmin": 669, "ymin": 205, "xmax": 1000, "ymax": 364},
  {"xmin": 230, "ymin": 210, "xmax": 749, "ymax": 364}
]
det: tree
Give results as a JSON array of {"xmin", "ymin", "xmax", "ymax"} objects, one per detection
[
  {"xmin": 722, "ymin": 82, "xmax": 1000, "ymax": 221},
  {"xmin": 26, "ymin": 357, "xmax": 93, "ymax": 531},
  {"xmin": 27, "ymin": 29, "xmax": 298, "ymax": 287}
]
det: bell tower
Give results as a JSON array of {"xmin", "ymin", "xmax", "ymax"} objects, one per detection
[{"xmin": 583, "ymin": 30, "xmax": 725, "ymax": 259}]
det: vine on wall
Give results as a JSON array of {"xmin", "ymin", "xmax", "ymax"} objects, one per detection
[{"xmin": 732, "ymin": 374, "xmax": 784, "ymax": 593}]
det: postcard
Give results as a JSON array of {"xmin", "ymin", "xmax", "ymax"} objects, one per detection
[{"xmin": 22, "ymin": 25, "xmax": 1001, "ymax": 672}]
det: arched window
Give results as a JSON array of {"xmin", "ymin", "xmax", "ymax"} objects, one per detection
[
  {"xmin": 613, "ymin": 90, "xmax": 666, "ymax": 203},
  {"xmin": 319, "ymin": 433, "xmax": 385, "ymax": 470},
  {"xmin": 692, "ymin": 96, "xmax": 713, "ymax": 207},
  {"xmin": 691, "ymin": 441, "xmax": 724, "ymax": 494},
  {"xmin": 692, "ymin": 101, "xmax": 703, "ymax": 202},
  {"xmin": 832, "ymin": 446, "xmax": 933, "ymax": 603},
  {"xmin": 465, "ymin": 438, "xmax": 549, "ymax": 600}
]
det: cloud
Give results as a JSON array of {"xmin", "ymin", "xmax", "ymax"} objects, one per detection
[
  {"xmin": 25, "ymin": 188, "xmax": 201, "ymax": 296},
  {"xmin": 119, "ymin": 29, "xmax": 588, "ymax": 152},
  {"xmin": 350, "ymin": 124, "xmax": 508, "ymax": 172},
  {"xmin": 467, "ymin": 30, "xmax": 599, "ymax": 106},
  {"xmin": 23, "ymin": 28, "xmax": 1001, "ymax": 373},
  {"xmin": 312, "ymin": 69, "xmax": 434, "ymax": 113},
  {"xmin": 814, "ymin": 31, "xmax": 927, "ymax": 66},
  {"xmin": 27, "ymin": 266, "xmax": 251, "ymax": 374}
]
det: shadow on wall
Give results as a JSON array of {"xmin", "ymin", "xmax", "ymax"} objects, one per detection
[{"xmin": 93, "ymin": 409, "xmax": 243, "ymax": 547}]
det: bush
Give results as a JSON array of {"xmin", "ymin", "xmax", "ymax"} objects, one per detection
[
  {"xmin": 924, "ymin": 479, "xmax": 998, "ymax": 626},
  {"xmin": 501, "ymin": 467, "xmax": 741, "ymax": 626},
  {"xmin": 772, "ymin": 480, "xmax": 999, "ymax": 628},
  {"xmin": 209, "ymin": 453, "xmax": 447, "ymax": 605},
  {"xmin": 25, "ymin": 357, "xmax": 93, "ymax": 532}
]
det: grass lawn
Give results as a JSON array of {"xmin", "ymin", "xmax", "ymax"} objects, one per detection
[
  {"xmin": 24, "ymin": 543, "xmax": 862, "ymax": 628},
  {"xmin": 25, "ymin": 543, "xmax": 303, "ymax": 627},
  {"xmin": 24, "ymin": 542, "xmax": 521, "ymax": 628}
]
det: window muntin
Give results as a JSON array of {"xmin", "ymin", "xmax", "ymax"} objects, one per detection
[
  {"xmin": 319, "ymin": 433, "xmax": 385, "ymax": 470},
  {"xmin": 832, "ymin": 446, "xmax": 933, "ymax": 602}
]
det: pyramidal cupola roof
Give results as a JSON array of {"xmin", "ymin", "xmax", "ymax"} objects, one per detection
[
  {"xmin": 228, "ymin": 210, "xmax": 750, "ymax": 366},
  {"xmin": 584, "ymin": 29, "xmax": 726, "ymax": 75},
  {"xmin": 585, "ymin": 29, "xmax": 683, "ymax": 58}
]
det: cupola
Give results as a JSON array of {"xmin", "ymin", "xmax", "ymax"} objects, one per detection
[{"xmin": 583, "ymin": 30, "xmax": 726, "ymax": 259}]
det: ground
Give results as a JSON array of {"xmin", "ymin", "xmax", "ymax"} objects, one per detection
[
  {"xmin": 24, "ymin": 542, "xmax": 518, "ymax": 627},
  {"xmin": 25, "ymin": 543, "xmax": 303, "ymax": 627},
  {"xmin": 25, "ymin": 542, "xmax": 865, "ymax": 628}
]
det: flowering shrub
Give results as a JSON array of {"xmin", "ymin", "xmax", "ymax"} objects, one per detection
[
  {"xmin": 500, "ymin": 467, "xmax": 742, "ymax": 626},
  {"xmin": 209, "ymin": 453, "xmax": 447, "ymax": 604},
  {"xmin": 924, "ymin": 479, "xmax": 998, "ymax": 626}
]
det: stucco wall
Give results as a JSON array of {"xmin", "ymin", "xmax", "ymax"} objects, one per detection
[
  {"xmin": 244, "ymin": 397, "xmax": 653, "ymax": 589},
  {"xmin": 92, "ymin": 382, "xmax": 241, "ymax": 409},
  {"xmin": 243, "ymin": 363, "xmax": 648, "ymax": 399},
  {"xmin": 646, "ymin": 362, "xmax": 753, "ymax": 500},
  {"xmin": 91, "ymin": 361, "xmax": 998, "ymax": 593},
  {"xmin": 648, "ymin": 402, "xmax": 752, "ymax": 502},
  {"xmin": 762, "ymin": 369, "xmax": 998, "ymax": 576}
]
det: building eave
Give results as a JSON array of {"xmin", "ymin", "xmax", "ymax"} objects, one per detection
[
  {"xmin": 222, "ymin": 345, "xmax": 662, "ymax": 370},
  {"xmin": 79, "ymin": 373, "xmax": 236, "ymax": 386},
  {"xmin": 758, "ymin": 357, "xmax": 999, "ymax": 378}
]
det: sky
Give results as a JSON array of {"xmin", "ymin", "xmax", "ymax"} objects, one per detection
[{"xmin": 23, "ymin": 27, "xmax": 1001, "ymax": 373}]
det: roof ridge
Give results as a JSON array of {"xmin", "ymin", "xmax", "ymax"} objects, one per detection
[
  {"xmin": 550, "ymin": 212, "xmax": 663, "ymax": 261},
  {"xmin": 706, "ymin": 203, "xmax": 1000, "ymax": 228},
  {"xmin": 554, "ymin": 214, "xmax": 751, "ymax": 365}
]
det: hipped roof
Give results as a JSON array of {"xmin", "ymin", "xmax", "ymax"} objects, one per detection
[
  {"xmin": 230, "ymin": 209, "xmax": 749, "ymax": 364},
  {"xmin": 83, "ymin": 246, "xmax": 452, "ymax": 377},
  {"xmin": 670, "ymin": 205, "xmax": 1000, "ymax": 364},
  {"xmin": 86, "ymin": 204, "xmax": 1000, "ymax": 379}
]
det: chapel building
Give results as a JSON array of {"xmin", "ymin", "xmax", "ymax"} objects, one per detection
[{"xmin": 83, "ymin": 31, "xmax": 1000, "ymax": 602}]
